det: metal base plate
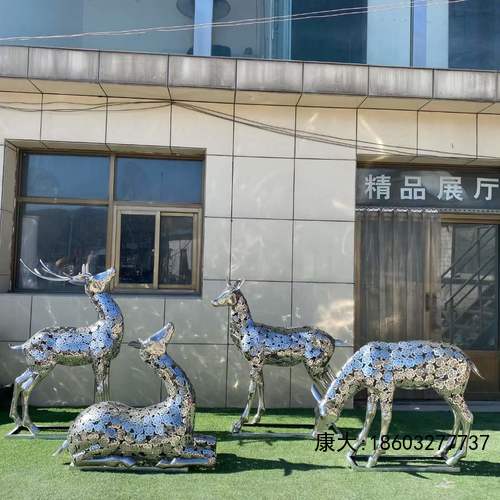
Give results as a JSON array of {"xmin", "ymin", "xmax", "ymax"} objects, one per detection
[
  {"xmin": 349, "ymin": 455, "xmax": 461, "ymax": 473},
  {"xmin": 73, "ymin": 465, "xmax": 190, "ymax": 473},
  {"xmin": 5, "ymin": 424, "xmax": 69, "ymax": 440},
  {"xmin": 231, "ymin": 431, "xmax": 318, "ymax": 439},
  {"xmin": 232, "ymin": 421, "xmax": 342, "ymax": 440}
]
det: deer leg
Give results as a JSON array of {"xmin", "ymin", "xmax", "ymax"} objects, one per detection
[
  {"xmin": 72, "ymin": 444, "xmax": 136, "ymax": 468},
  {"xmin": 446, "ymin": 394, "xmax": 473, "ymax": 466},
  {"xmin": 76, "ymin": 455, "xmax": 137, "ymax": 468},
  {"xmin": 434, "ymin": 393, "xmax": 460, "ymax": 459},
  {"xmin": 93, "ymin": 360, "xmax": 110, "ymax": 403},
  {"xmin": 367, "ymin": 389, "xmax": 394, "ymax": 468},
  {"xmin": 9, "ymin": 369, "xmax": 32, "ymax": 426},
  {"xmin": 103, "ymin": 362, "xmax": 111, "ymax": 401},
  {"xmin": 346, "ymin": 392, "xmax": 378, "ymax": 467},
  {"xmin": 157, "ymin": 445, "xmax": 216, "ymax": 469},
  {"xmin": 250, "ymin": 370, "xmax": 265, "ymax": 425},
  {"xmin": 232, "ymin": 362, "xmax": 262, "ymax": 433},
  {"xmin": 21, "ymin": 369, "xmax": 49, "ymax": 434}
]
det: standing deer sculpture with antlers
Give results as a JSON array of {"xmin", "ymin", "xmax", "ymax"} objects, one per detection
[
  {"xmin": 8, "ymin": 261, "xmax": 124, "ymax": 436},
  {"xmin": 212, "ymin": 280, "xmax": 336, "ymax": 433}
]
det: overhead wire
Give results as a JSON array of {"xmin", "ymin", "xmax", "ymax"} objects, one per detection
[
  {"xmin": 0, "ymin": 96, "xmax": 496, "ymax": 160},
  {"xmin": 0, "ymin": 0, "xmax": 466, "ymax": 43}
]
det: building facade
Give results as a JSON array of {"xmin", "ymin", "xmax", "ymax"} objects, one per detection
[{"xmin": 0, "ymin": 1, "xmax": 499, "ymax": 408}]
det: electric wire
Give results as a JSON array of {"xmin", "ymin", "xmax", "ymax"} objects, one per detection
[
  {"xmin": 0, "ymin": 97, "xmax": 495, "ymax": 160},
  {"xmin": 0, "ymin": 0, "xmax": 466, "ymax": 43}
]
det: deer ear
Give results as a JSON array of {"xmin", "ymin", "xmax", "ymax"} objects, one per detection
[{"xmin": 234, "ymin": 279, "xmax": 245, "ymax": 290}]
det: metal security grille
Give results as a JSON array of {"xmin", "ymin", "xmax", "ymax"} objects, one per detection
[{"xmin": 440, "ymin": 224, "xmax": 498, "ymax": 351}]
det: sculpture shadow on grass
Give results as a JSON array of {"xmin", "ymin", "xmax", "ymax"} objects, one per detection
[{"xmin": 70, "ymin": 453, "xmax": 337, "ymax": 476}]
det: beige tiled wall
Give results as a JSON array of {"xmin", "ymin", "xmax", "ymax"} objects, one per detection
[
  {"xmin": 106, "ymin": 98, "xmax": 171, "ymax": 147},
  {"xmin": 41, "ymin": 95, "xmax": 107, "ymax": 144},
  {"xmin": 2, "ymin": 91, "xmax": 500, "ymax": 410}
]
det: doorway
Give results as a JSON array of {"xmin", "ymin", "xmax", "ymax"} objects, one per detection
[
  {"xmin": 440, "ymin": 219, "xmax": 500, "ymax": 396},
  {"xmin": 355, "ymin": 210, "xmax": 500, "ymax": 398}
]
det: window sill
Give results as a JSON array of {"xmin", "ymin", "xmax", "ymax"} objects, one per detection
[{"xmin": 10, "ymin": 288, "xmax": 202, "ymax": 298}]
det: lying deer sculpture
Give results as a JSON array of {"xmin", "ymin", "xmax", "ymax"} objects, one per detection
[
  {"xmin": 312, "ymin": 340, "xmax": 481, "ymax": 468},
  {"xmin": 55, "ymin": 323, "xmax": 216, "ymax": 470},
  {"xmin": 9, "ymin": 261, "xmax": 123, "ymax": 435},
  {"xmin": 212, "ymin": 280, "xmax": 336, "ymax": 433}
]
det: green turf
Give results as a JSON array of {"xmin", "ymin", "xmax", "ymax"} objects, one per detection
[{"xmin": 0, "ymin": 407, "xmax": 499, "ymax": 500}]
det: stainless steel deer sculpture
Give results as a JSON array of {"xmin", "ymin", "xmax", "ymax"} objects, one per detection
[
  {"xmin": 54, "ymin": 323, "xmax": 216, "ymax": 470},
  {"xmin": 9, "ymin": 261, "xmax": 124, "ymax": 436},
  {"xmin": 312, "ymin": 340, "xmax": 480, "ymax": 468},
  {"xmin": 212, "ymin": 280, "xmax": 336, "ymax": 433}
]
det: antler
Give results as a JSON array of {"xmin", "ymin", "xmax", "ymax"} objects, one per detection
[
  {"xmin": 20, "ymin": 259, "xmax": 86, "ymax": 284},
  {"xmin": 38, "ymin": 259, "xmax": 73, "ymax": 279}
]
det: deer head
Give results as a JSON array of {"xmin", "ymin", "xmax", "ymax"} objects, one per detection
[
  {"xmin": 128, "ymin": 323, "xmax": 175, "ymax": 361},
  {"xmin": 20, "ymin": 259, "xmax": 116, "ymax": 294},
  {"xmin": 211, "ymin": 279, "xmax": 245, "ymax": 307},
  {"xmin": 311, "ymin": 383, "xmax": 340, "ymax": 436}
]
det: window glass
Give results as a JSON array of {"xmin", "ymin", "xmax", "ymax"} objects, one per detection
[
  {"xmin": 0, "ymin": 0, "xmax": 194, "ymax": 55},
  {"xmin": 441, "ymin": 224, "xmax": 498, "ymax": 350},
  {"xmin": 115, "ymin": 157, "xmax": 202, "ymax": 204},
  {"xmin": 159, "ymin": 215, "xmax": 194, "ymax": 286},
  {"xmin": 448, "ymin": 0, "xmax": 500, "ymax": 70},
  {"xmin": 17, "ymin": 203, "xmax": 107, "ymax": 291},
  {"xmin": 21, "ymin": 154, "xmax": 109, "ymax": 199},
  {"xmin": 119, "ymin": 214, "xmax": 156, "ymax": 284},
  {"xmin": 291, "ymin": 0, "xmax": 367, "ymax": 63},
  {"xmin": 15, "ymin": 152, "xmax": 202, "ymax": 293}
]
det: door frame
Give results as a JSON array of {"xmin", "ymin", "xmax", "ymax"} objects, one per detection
[
  {"xmin": 440, "ymin": 213, "xmax": 500, "ymax": 398},
  {"xmin": 354, "ymin": 211, "xmax": 500, "ymax": 399}
]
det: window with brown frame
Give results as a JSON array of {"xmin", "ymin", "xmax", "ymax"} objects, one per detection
[{"xmin": 15, "ymin": 152, "xmax": 203, "ymax": 293}]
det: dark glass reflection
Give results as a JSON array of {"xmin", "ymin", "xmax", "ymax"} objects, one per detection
[
  {"xmin": 16, "ymin": 203, "xmax": 107, "ymax": 291},
  {"xmin": 0, "ymin": 1, "xmax": 194, "ymax": 54},
  {"xmin": 291, "ymin": 0, "xmax": 367, "ymax": 63},
  {"xmin": 441, "ymin": 224, "xmax": 498, "ymax": 350},
  {"xmin": 21, "ymin": 153, "xmax": 109, "ymax": 199},
  {"xmin": 115, "ymin": 158, "xmax": 202, "ymax": 204},
  {"xmin": 119, "ymin": 214, "xmax": 155, "ymax": 284},
  {"xmin": 159, "ymin": 216, "xmax": 194, "ymax": 285},
  {"xmin": 449, "ymin": 0, "xmax": 500, "ymax": 70}
]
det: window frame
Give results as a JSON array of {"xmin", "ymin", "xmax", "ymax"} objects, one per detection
[
  {"xmin": 112, "ymin": 205, "xmax": 202, "ymax": 292},
  {"xmin": 14, "ymin": 150, "xmax": 204, "ymax": 294}
]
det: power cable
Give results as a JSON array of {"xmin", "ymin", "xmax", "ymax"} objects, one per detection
[
  {"xmin": 0, "ymin": 95, "xmax": 495, "ymax": 159},
  {"xmin": 0, "ymin": 0, "xmax": 466, "ymax": 43}
]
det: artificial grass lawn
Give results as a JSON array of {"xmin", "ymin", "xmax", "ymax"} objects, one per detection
[{"xmin": 0, "ymin": 408, "xmax": 499, "ymax": 500}]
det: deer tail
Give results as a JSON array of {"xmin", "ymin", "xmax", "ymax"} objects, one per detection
[
  {"xmin": 53, "ymin": 439, "xmax": 69, "ymax": 457},
  {"xmin": 469, "ymin": 359, "xmax": 485, "ymax": 380},
  {"xmin": 9, "ymin": 343, "xmax": 24, "ymax": 351}
]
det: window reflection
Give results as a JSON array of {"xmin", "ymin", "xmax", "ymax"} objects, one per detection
[
  {"xmin": 0, "ymin": 0, "xmax": 194, "ymax": 54},
  {"xmin": 115, "ymin": 157, "xmax": 202, "ymax": 204},
  {"xmin": 159, "ymin": 216, "xmax": 194, "ymax": 286},
  {"xmin": 1, "ymin": 1, "xmax": 500, "ymax": 70},
  {"xmin": 449, "ymin": 0, "xmax": 500, "ymax": 70},
  {"xmin": 21, "ymin": 154, "xmax": 109, "ymax": 200},
  {"xmin": 441, "ymin": 224, "xmax": 498, "ymax": 350},
  {"xmin": 119, "ymin": 214, "xmax": 155, "ymax": 284},
  {"xmin": 17, "ymin": 204, "xmax": 107, "ymax": 291}
]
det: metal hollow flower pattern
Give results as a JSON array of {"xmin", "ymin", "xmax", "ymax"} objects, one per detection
[
  {"xmin": 312, "ymin": 340, "xmax": 480, "ymax": 468},
  {"xmin": 9, "ymin": 262, "xmax": 124, "ymax": 436},
  {"xmin": 57, "ymin": 323, "xmax": 216, "ymax": 470},
  {"xmin": 212, "ymin": 280, "xmax": 336, "ymax": 433}
]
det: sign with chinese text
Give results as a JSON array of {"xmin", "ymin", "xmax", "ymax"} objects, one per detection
[{"xmin": 357, "ymin": 168, "xmax": 500, "ymax": 210}]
